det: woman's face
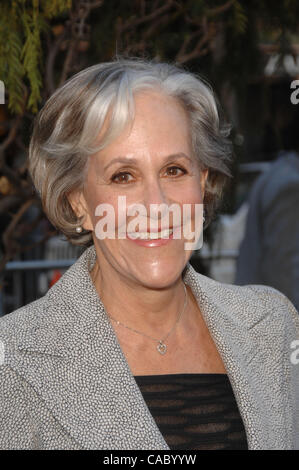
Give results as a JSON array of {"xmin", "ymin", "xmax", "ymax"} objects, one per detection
[{"xmin": 75, "ymin": 90, "xmax": 208, "ymax": 289}]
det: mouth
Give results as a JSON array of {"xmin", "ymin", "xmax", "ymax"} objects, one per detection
[{"xmin": 126, "ymin": 227, "xmax": 174, "ymax": 240}]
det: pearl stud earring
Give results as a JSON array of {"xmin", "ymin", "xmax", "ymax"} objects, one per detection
[{"xmin": 76, "ymin": 226, "xmax": 83, "ymax": 233}]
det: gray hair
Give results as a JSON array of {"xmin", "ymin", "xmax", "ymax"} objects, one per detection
[{"xmin": 29, "ymin": 56, "xmax": 233, "ymax": 246}]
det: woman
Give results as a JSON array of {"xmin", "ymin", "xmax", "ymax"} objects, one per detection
[{"xmin": 0, "ymin": 57, "xmax": 298, "ymax": 450}]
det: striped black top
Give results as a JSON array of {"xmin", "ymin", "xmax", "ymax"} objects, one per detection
[{"xmin": 134, "ymin": 373, "xmax": 248, "ymax": 450}]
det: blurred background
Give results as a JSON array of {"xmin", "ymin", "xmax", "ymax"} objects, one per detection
[{"xmin": 0, "ymin": 0, "xmax": 299, "ymax": 315}]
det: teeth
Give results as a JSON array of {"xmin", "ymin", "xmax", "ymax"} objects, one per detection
[{"xmin": 128, "ymin": 229, "xmax": 173, "ymax": 240}]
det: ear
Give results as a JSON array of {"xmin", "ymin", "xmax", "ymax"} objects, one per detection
[{"xmin": 67, "ymin": 189, "xmax": 93, "ymax": 231}]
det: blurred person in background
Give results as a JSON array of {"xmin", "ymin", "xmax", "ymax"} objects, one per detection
[{"xmin": 236, "ymin": 91, "xmax": 299, "ymax": 311}]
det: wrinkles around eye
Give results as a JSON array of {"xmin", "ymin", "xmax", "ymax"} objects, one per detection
[{"xmin": 111, "ymin": 166, "xmax": 188, "ymax": 184}]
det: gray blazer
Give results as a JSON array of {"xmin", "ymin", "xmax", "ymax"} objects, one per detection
[{"xmin": 0, "ymin": 244, "xmax": 299, "ymax": 450}]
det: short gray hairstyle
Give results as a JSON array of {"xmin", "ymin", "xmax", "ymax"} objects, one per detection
[{"xmin": 29, "ymin": 56, "xmax": 233, "ymax": 246}]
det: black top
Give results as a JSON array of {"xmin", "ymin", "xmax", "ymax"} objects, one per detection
[{"xmin": 134, "ymin": 373, "xmax": 248, "ymax": 450}]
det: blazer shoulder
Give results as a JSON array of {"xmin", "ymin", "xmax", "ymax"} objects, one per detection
[
  {"xmin": 246, "ymin": 283, "xmax": 299, "ymax": 333},
  {"xmin": 246, "ymin": 283, "xmax": 298, "ymax": 311},
  {"xmin": 0, "ymin": 294, "xmax": 48, "ymax": 329},
  {"xmin": 193, "ymin": 266, "xmax": 299, "ymax": 332},
  {"xmin": 0, "ymin": 295, "xmax": 48, "ymax": 361}
]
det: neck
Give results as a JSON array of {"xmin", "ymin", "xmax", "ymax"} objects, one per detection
[{"xmin": 89, "ymin": 255, "xmax": 188, "ymax": 336}]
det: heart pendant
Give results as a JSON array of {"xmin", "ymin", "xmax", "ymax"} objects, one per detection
[{"xmin": 157, "ymin": 341, "xmax": 167, "ymax": 355}]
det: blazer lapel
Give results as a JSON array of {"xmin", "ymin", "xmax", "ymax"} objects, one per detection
[
  {"xmin": 15, "ymin": 245, "xmax": 292, "ymax": 449},
  {"xmin": 16, "ymin": 245, "xmax": 170, "ymax": 450},
  {"xmin": 183, "ymin": 265, "xmax": 293, "ymax": 450}
]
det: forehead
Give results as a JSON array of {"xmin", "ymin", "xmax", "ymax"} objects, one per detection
[
  {"xmin": 99, "ymin": 90, "xmax": 191, "ymax": 158},
  {"xmin": 133, "ymin": 90, "xmax": 189, "ymax": 128}
]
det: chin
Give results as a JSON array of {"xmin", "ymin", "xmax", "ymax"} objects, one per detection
[{"xmin": 132, "ymin": 257, "xmax": 188, "ymax": 290}]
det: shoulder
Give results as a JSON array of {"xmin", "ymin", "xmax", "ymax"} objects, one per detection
[
  {"xmin": 246, "ymin": 283, "xmax": 298, "ymax": 313},
  {"xmin": 0, "ymin": 257, "xmax": 79, "ymax": 360},
  {"xmin": 190, "ymin": 265, "xmax": 299, "ymax": 333},
  {"xmin": 227, "ymin": 281, "xmax": 299, "ymax": 334},
  {"xmin": 0, "ymin": 294, "xmax": 48, "ymax": 366},
  {"xmin": 245, "ymin": 284, "xmax": 299, "ymax": 331}
]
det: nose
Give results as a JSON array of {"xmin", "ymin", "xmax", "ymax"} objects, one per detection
[
  {"xmin": 143, "ymin": 176, "xmax": 167, "ymax": 204},
  {"xmin": 142, "ymin": 177, "xmax": 170, "ymax": 224}
]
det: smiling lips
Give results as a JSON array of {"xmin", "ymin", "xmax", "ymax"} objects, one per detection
[
  {"xmin": 126, "ymin": 226, "xmax": 180, "ymax": 247},
  {"xmin": 127, "ymin": 227, "xmax": 174, "ymax": 240}
]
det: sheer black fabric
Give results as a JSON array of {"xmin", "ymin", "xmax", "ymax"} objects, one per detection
[{"xmin": 134, "ymin": 373, "xmax": 248, "ymax": 450}]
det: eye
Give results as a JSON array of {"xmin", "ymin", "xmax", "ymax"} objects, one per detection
[
  {"xmin": 111, "ymin": 171, "xmax": 134, "ymax": 184},
  {"xmin": 165, "ymin": 166, "xmax": 187, "ymax": 177}
]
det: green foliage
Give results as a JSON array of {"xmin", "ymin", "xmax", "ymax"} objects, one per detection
[
  {"xmin": 1, "ymin": 0, "xmax": 299, "ymax": 117},
  {"xmin": 0, "ymin": 2, "xmax": 25, "ymax": 114},
  {"xmin": 0, "ymin": 0, "xmax": 72, "ymax": 114},
  {"xmin": 21, "ymin": 4, "xmax": 46, "ymax": 113},
  {"xmin": 43, "ymin": 0, "xmax": 72, "ymax": 19},
  {"xmin": 231, "ymin": 1, "xmax": 247, "ymax": 35}
]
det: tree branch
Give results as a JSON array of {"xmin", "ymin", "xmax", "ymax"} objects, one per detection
[
  {"xmin": 120, "ymin": 0, "xmax": 174, "ymax": 32},
  {"xmin": 206, "ymin": 0, "xmax": 235, "ymax": 17},
  {"xmin": 46, "ymin": 30, "xmax": 68, "ymax": 94},
  {"xmin": 175, "ymin": 17, "xmax": 216, "ymax": 64}
]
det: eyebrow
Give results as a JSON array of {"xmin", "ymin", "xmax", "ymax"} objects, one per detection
[{"xmin": 103, "ymin": 153, "xmax": 193, "ymax": 171}]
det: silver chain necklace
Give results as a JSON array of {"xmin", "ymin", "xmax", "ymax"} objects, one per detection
[{"xmin": 108, "ymin": 283, "xmax": 187, "ymax": 355}]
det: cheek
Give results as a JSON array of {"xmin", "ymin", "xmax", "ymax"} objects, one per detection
[
  {"xmin": 177, "ymin": 180, "xmax": 204, "ymax": 227},
  {"xmin": 86, "ymin": 190, "xmax": 127, "ymax": 236},
  {"xmin": 84, "ymin": 185, "xmax": 114, "ymax": 227},
  {"xmin": 175, "ymin": 179, "xmax": 203, "ymax": 206}
]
